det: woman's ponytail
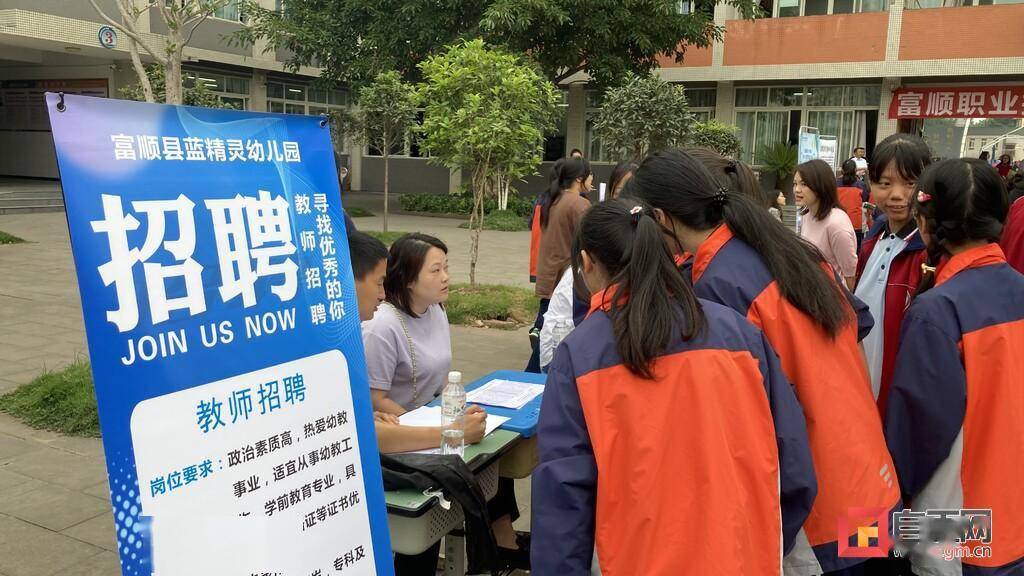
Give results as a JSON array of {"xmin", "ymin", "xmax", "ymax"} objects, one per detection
[{"xmin": 574, "ymin": 200, "xmax": 704, "ymax": 379}]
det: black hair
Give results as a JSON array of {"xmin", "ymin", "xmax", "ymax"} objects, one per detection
[
  {"xmin": 384, "ymin": 233, "xmax": 448, "ymax": 317},
  {"xmin": 853, "ymin": 146, "xmax": 866, "ymax": 154},
  {"xmin": 869, "ymin": 133, "xmax": 932, "ymax": 185},
  {"xmin": 796, "ymin": 159, "xmax": 840, "ymax": 221},
  {"xmin": 915, "ymin": 158, "xmax": 1009, "ymax": 295},
  {"xmin": 1009, "ymin": 173, "xmax": 1024, "ymax": 204},
  {"xmin": 979, "ymin": 151, "xmax": 990, "ymax": 161},
  {"xmin": 348, "ymin": 231, "xmax": 389, "ymax": 281},
  {"xmin": 630, "ymin": 148, "xmax": 851, "ymax": 337},
  {"xmin": 541, "ymin": 157, "xmax": 591, "ymax": 228},
  {"xmin": 841, "ymin": 158, "xmax": 858, "ymax": 186},
  {"xmin": 569, "ymin": 148, "xmax": 584, "ymax": 158},
  {"xmin": 571, "ymin": 199, "xmax": 705, "ymax": 379},
  {"xmin": 685, "ymin": 147, "xmax": 771, "ymax": 210},
  {"xmin": 607, "ymin": 160, "xmax": 640, "ymax": 200}
]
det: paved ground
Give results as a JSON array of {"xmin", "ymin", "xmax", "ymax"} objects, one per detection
[{"xmin": 0, "ymin": 202, "xmax": 535, "ymax": 576}]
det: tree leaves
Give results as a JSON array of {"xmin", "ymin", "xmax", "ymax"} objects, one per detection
[
  {"xmin": 593, "ymin": 73, "xmax": 695, "ymax": 160},
  {"xmin": 238, "ymin": 0, "xmax": 759, "ymax": 89}
]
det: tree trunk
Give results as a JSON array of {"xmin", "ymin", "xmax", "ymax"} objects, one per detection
[
  {"xmin": 164, "ymin": 24, "xmax": 184, "ymax": 105},
  {"xmin": 469, "ymin": 166, "xmax": 487, "ymax": 286},
  {"xmin": 127, "ymin": 37, "xmax": 154, "ymax": 103},
  {"xmin": 383, "ymin": 149, "xmax": 390, "ymax": 233}
]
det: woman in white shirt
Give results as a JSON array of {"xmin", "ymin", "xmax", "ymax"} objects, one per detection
[{"xmin": 362, "ymin": 233, "xmax": 452, "ymax": 415}]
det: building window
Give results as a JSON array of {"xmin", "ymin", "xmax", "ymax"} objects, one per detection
[
  {"xmin": 686, "ymin": 87, "xmax": 718, "ymax": 123},
  {"xmin": 267, "ymin": 80, "xmax": 349, "ymax": 149},
  {"xmin": 737, "ymin": 111, "xmax": 791, "ymax": 165},
  {"xmin": 544, "ymin": 90, "xmax": 570, "ymax": 161},
  {"xmin": 774, "ymin": 0, "xmax": 887, "ymax": 16},
  {"xmin": 364, "ymin": 110, "xmax": 427, "ymax": 158},
  {"xmin": 212, "ymin": 0, "xmax": 242, "ymax": 21},
  {"xmin": 734, "ymin": 84, "xmax": 880, "ymax": 165},
  {"xmin": 183, "ymin": 70, "xmax": 250, "ymax": 110},
  {"xmin": 908, "ymin": 0, "xmax": 1023, "ymax": 7}
]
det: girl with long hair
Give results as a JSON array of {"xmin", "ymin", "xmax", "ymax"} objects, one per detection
[
  {"xmin": 629, "ymin": 148, "xmax": 899, "ymax": 576},
  {"xmin": 885, "ymin": 158, "xmax": 1024, "ymax": 576},
  {"xmin": 532, "ymin": 199, "xmax": 815, "ymax": 575}
]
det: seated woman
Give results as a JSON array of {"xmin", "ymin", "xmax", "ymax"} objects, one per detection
[
  {"xmin": 355, "ymin": 232, "xmax": 529, "ymax": 572},
  {"xmin": 363, "ymin": 233, "xmax": 452, "ymax": 416},
  {"xmin": 348, "ymin": 231, "xmax": 486, "ymax": 452}
]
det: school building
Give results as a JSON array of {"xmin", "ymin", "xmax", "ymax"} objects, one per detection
[{"xmin": 1, "ymin": 0, "xmax": 1023, "ymax": 197}]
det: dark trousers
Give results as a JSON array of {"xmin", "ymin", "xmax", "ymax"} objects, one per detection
[
  {"xmin": 525, "ymin": 298, "xmax": 551, "ymax": 373},
  {"xmin": 393, "ymin": 477, "xmax": 520, "ymax": 575}
]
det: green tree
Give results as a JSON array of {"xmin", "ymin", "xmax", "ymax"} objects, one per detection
[
  {"xmin": 350, "ymin": 72, "xmax": 419, "ymax": 232},
  {"xmin": 120, "ymin": 64, "xmax": 232, "ymax": 109},
  {"xmin": 418, "ymin": 39, "xmax": 559, "ymax": 285},
  {"xmin": 237, "ymin": 0, "xmax": 760, "ymax": 87},
  {"xmin": 689, "ymin": 120, "xmax": 743, "ymax": 158},
  {"xmin": 593, "ymin": 74, "xmax": 695, "ymax": 160},
  {"xmin": 89, "ymin": 0, "xmax": 232, "ymax": 104}
]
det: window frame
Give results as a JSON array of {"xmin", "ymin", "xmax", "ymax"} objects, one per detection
[
  {"xmin": 773, "ymin": 0, "xmax": 888, "ymax": 16},
  {"xmin": 734, "ymin": 84, "xmax": 880, "ymax": 166}
]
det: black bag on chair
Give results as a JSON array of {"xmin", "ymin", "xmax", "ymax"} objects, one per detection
[{"xmin": 380, "ymin": 453, "xmax": 500, "ymax": 575}]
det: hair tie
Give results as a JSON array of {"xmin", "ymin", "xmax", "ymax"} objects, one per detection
[
  {"xmin": 713, "ymin": 187, "xmax": 729, "ymax": 206},
  {"xmin": 629, "ymin": 205, "xmax": 643, "ymax": 227},
  {"xmin": 917, "ymin": 191, "xmax": 932, "ymax": 203}
]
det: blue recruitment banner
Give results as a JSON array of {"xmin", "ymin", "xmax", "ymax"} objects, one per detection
[{"xmin": 45, "ymin": 93, "xmax": 393, "ymax": 576}]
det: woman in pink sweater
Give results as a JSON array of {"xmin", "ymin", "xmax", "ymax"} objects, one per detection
[{"xmin": 795, "ymin": 159, "xmax": 858, "ymax": 289}]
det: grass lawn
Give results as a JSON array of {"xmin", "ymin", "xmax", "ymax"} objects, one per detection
[
  {"xmin": 346, "ymin": 206, "xmax": 375, "ymax": 218},
  {"xmin": 364, "ymin": 230, "xmax": 409, "ymax": 245},
  {"xmin": 0, "ymin": 230, "xmax": 26, "ymax": 244},
  {"xmin": 0, "ymin": 360, "xmax": 99, "ymax": 437},
  {"xmin": 457, "ymin": 210, "xmax": 528, "ymax": 232},
  {"xmin": 446, "ymin": 283, "xmax": 539, "ymax": 328}
]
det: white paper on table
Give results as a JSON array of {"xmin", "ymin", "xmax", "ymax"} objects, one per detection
[
  {"xmin": 465, "ymin": 379, "xmax": 544, "ymax": 409},
  {"xmin": 397, "ymin": 405, "xmax": 510, "ymax": 455}
]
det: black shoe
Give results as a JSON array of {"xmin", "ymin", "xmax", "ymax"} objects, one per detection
[
  {"xmin": 496, "ymin": 544, "xmax": 531, "ymax": 572},
  {"xmin": 528, "ymin": 327, "xmax": 540, "ymax": 349}
]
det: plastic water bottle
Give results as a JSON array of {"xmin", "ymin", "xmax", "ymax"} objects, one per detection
[{"xmin": 441, "ymin": 371, "xmax": 466, "ymax": 457}]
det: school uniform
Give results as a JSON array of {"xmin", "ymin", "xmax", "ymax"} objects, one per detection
[
  {"xmin": 855, "ymin": 217, "xmax": 928, "ymax": 414},
  {"xmin": 531, "ymin": 288, "xmax": 817, "ymax": 576},
  {"xmin": 691, "ymin": 225, "xmax": 901, "ymax": 575},
  {"xmin": 885, "ymin": 244, "xmax": 1024, "ymax": 576}
]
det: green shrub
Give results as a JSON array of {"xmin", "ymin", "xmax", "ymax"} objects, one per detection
[
  {"xmin": 0, "ymin": 360, "xmax": 99, "ymax": 436},
  {"xmin": 457, "ymin": 210, "xmax": 528, "ymax": 232},
  {"xmin": 345, "ymin": 206, "xmax": 375, "ymax": 218},
  {"xmin": 365, "ymin": 230, "xmax": 409, "ymax": 246},
  {"xmin": 0, "ymin": 231, "xmax": 26, "ymax": 244},
  {"xmin": 446, "ymin": 284, "xmax": 539, "ymax": 327},
  {"xmin": 399, "ymin": 191, "xmax": 533, "ymax": 218}
]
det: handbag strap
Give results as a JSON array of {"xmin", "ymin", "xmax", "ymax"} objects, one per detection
[{"xmin": 384, "ymin": 302, "xmax": 418, "ymax": 404}]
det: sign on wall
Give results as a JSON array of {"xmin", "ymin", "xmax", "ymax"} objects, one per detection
[
  {"xmin": 45, "ymin": 93, "xmax": 393, "ymax": 576},
  {"xmin": 890, "ymin": 86, "xmax": 1024, "ymax": 119}
]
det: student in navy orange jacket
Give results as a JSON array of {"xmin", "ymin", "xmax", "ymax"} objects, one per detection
[
  {"xmin": 531, "ymin": 199, "xmax": 817, "ymax": 576},
  {"xmin": 885, "ymin": 159, "xmax": 1024, "ymax": 576},
  {"xmin": 630, "ymin": 149, "xmax": 900, "ymax": 576}
]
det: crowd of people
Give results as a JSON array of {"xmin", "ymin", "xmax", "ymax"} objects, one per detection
[
  {"xmin": 524, "ymin": 135, "xmax": 1024, "ymax": 576},
  {"xmin": 343, "ymin": 132, "xmax": 1024, "ymax": 576}
]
